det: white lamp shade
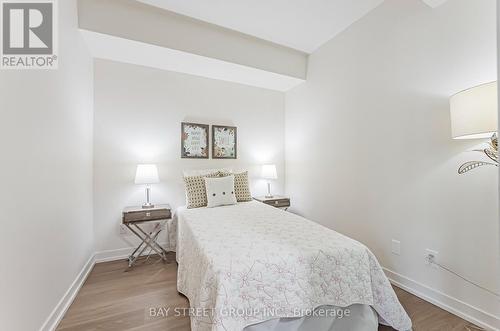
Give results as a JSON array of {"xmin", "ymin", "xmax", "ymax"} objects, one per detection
[
  {"xmin": 450, "ymin": 81, "xmax": 498, "ymax": 139},
  {"xmin": 135, "ymin": 164, "xmax": 160, "ymax": 184},
  {"xmin": 261, "ymin": 164, "xmax": 277, "ymax": 179}
]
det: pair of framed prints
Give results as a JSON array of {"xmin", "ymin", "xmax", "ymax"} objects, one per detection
[{"xmin": 181, "ymin": 122, "xmax": 237, "ymax": 159}]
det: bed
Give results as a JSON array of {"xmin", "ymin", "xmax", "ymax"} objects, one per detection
[{"xmin": 173, "ymin": 201, "xmax": 412, "ymax": 331}]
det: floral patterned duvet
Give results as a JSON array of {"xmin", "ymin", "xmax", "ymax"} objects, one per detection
[{"xmin": 175, "ymin": 201, "xmax": 412, "ymax": 331}]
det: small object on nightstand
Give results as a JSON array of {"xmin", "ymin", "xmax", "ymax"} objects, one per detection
[
  {"xmin": 254, "ymin": 195, "xmax": 290, "ymax": 210},
  {"xmin": 135, "ymin": 164, "xmax": 160, "ymax": 209},
  {"xmin": 261, "ymin": 164, "xmax": 278, "ymax": 198},
  {"xmin": 122, "ymin": 204, "xmax": 171, "ymax": 268}
]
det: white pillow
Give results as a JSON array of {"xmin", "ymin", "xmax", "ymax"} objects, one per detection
[{"xmin": 204, "ymin": 175, "xmax": 237, "ymax": 208}]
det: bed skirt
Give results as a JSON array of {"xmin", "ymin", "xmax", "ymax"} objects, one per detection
[{"xmin": 243, "ymin": 304, "xmax": 379, "ymax": 331}]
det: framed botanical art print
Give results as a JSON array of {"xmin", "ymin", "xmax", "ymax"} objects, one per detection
[
  {"xmin": 181, "ymin": 122, "xmax": 209, "ymax": 158},
  {"xmin": 212, "ymin": 125, "xmax": 237, "ymax": 159}
]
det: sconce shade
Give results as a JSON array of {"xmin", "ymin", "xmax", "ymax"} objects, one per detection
[
  {"xmin": 261, "ymin": 164, "xmax": 277, "ymax": 179},
  {"xmin": 135, "ymin": 164, "xmax": 160, "ymax": 184},
  {"xmin": 450, "ymin": 81, "xmax": 498, "ymax": 139}
]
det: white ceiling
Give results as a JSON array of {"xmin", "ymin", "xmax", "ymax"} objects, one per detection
[{"xmin": 138, "ymin": 0, "xmax": 385, "ymax": 53}]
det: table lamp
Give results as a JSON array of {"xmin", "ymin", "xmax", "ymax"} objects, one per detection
[
  {"xmin": 135, "ymin": 164, "xmax": 160, "ymax": 208},
  {"xmin": 450, "ymin": 81, "xmax": 498, "ymax": 174},
  {"xmin": 261, "ymin": 164, "xmax": 277, "ymax": 198}
]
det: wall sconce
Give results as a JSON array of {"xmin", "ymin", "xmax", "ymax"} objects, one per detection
[{"xmin": 450, "ymin": 81, "xmax": 498, "ymax": 174}]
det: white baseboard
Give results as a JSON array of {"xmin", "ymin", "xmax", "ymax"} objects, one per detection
[
  {"xmin": 94, "ymin": 242, "xmax": 171, "ymax": 263},
  {"xmin": 39, "ymin": 254, "xmax": 95, "ymax": 331},
  {"xmin": 384, "ymin": 268, "xmax": 500, "ymax": 331},
  {"xmin": 94, "ymin": 246, "xmax": 135, "ymax": 263}
]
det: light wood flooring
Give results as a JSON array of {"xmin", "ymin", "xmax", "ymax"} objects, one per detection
[{"xmin": 57, "ymin": 253, "xmax": 480, "ymax": 331}]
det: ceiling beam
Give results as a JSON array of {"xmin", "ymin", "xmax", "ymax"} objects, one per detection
[
  {"xmin": 80, "ymin": 30, "xmax": 305, "ymax": 92},
  {"xmin": 78, "ymin": 0, "xmax": 307, "ymax": 81},
  {"xmin": 421, "ymin": 0, "xmax": 449, "ymax": 8}
]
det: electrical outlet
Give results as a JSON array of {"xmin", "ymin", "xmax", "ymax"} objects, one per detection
[
  {"xmin": 425, "ymin": 249, "xmax": 438, "ymax": 267},
  {"xmin": 119, "ymin": 224, "xmax": 128, "ymax": 235},
  {"xmin": 391, "ymin": 239, "xmax": 401, "ymax": 255}
]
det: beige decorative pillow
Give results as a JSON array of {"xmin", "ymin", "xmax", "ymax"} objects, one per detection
[
  {"xmin": 184, "ymin": 172, "xmax": 221, "ymax": 209},
  {"xmin": 233, "ymin": 171, "xmax": 252, "ymax": 202},
  {"xmin": 182, "ymin": 168, "xmax": 232, "ymax": 177}
]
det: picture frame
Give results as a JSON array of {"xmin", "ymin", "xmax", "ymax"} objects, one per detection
[
  {"xmin": 212, "ymin": 125, "xmax": 237, "ymax": 159},
  {"xmin": 181, "ymin": 122, "xmax": 209, "ymax": 159}
]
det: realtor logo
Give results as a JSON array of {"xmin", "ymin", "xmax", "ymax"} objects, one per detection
[{"xmin": 1, "ymin": 0, "xmax": 58, "ymax": 69}]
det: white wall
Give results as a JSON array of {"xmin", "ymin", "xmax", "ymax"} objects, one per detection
[
  {"xmin": 285, "ymin": 0, "xmax": 500, "ymax": 326},
  {"xmin": 93, "ymin": 59, "xmax": 285, "ymax": 253},
  {"xmin": 498, "ymin": 0, "xmax": 500, "ymax": 259},
  {"xmin": 0, "ymin": 1, "xmax": 94, "ymax": 330}
]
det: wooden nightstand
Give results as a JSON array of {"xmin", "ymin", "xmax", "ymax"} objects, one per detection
[
  {"xmin": 122, "ymin": 204, "xmax": 171, "ymax": 268},
  {"xmin": 254, "ymin": 196, "xmax": 290, "ymax": 210}
]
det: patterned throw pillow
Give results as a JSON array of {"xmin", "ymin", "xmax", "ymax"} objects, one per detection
[
  {"xmin": 233, "ymin": 171, "xmax": 252, "ymax": 202},
  {"xmin": 184, "ymin": 172, "xmax": 221, "ymax": 209},
  {"xmin": 183, "ymin": 168, "xmax": 232, "ymax": 177}
]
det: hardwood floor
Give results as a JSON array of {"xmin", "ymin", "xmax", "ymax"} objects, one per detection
[{"xmin": 58, "ymin": 253, "xmax": 480, "ymax": 331}]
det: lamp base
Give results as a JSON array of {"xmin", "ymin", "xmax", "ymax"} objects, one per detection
[
  {"xmin": 142, "ymin": 186, "xmax": 154, "ymax": 208},
  {"xmin": 265, "ymin": 182, "xmax": 274, "ymax": 199}
]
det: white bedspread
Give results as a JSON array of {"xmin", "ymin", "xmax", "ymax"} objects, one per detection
[{"xmin": 175, "ymin": 201, "xmax": 412, "ymax": 331}]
